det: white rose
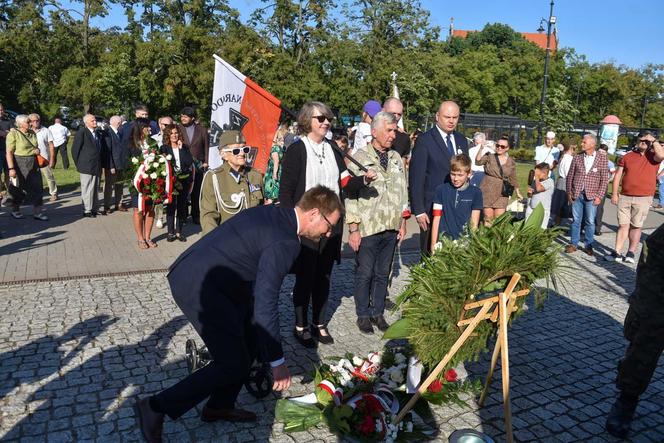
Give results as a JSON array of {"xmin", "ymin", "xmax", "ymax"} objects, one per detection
[
  {"xmin": 390, "ymin": 370, "xmax": 404, "ymax": 384},
  {"xmin": 131, "ymin": 157, "xmax": 139, "ymax": 164},
  {"xmin": 150, "ymin": 172, "xmax": 158, "ymax": 179},
  {"xmin": 147, "ymin": 155, "xmax": 155, "ymax": 162},
  {"xmin": 141, "ymin": 173, "xmax": 148, "ymax": 179},
  {"xmin": 161, "ymin": 171, "xmax": 167, "ymax": 176},
  {"xmin": 352, "ymin": 356, "xmax": 364, "ymax": 367},
  {"xmin": 159, "ymin": 157, "xmax": 166, "ymax": 163},
  {"xmin": 152, "ymin": 162, "xmax": 159, "ymax": 168},
  {"xmin": 394, "ymin": 353, "xmax": 407, "ymax": 364},
  {"xmin": 166, "ymin": 154, "xmax": 172, "ymax": 160}
]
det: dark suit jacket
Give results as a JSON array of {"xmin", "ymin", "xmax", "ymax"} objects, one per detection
[
  {"xmin": 167, "ymin": 205, "xmax": 300, "ymax": 363},
  {"xmin": 102, "ymin": 128, "xmax": 127, "ymax": 170},
  {"xmin": 72, "ymin": 128, "xmax": 101, "ymax": 175},
  {"xmin": 177, "ymin": 123, "xmax": 209, "ymax": 163},
  {"xmin": 409, "ymin": 127, "xmax": 469, "ymax": 216},
  {"xmin": 160, "ymin": 144, "xmax": 195, "ymax": 188}
]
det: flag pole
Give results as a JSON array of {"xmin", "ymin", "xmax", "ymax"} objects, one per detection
[{"xmin": 280, "ymin": 105, "xmax": 368, "ymax": 173}]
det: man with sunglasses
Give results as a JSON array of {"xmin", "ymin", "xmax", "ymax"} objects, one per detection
[
  {"xmin": 605, "ymin": 131, "xmax": 664, "ymax": 263},
  {"xmin": 199, "ymin": 130, "xmax": 264, "ymax": 236}
]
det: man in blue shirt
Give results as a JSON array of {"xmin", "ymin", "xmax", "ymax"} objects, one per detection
[
  {"xmin": 134, "ymin": 186, "xmax": 343, "ymax": 442},
  {"xmin": 430, "ymin": 154, "xmax": 483, "ymax": 249}
]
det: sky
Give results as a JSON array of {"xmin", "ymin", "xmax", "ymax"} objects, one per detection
[{"xmin": 75, "ymin": 0, "xmax": 662, "ymax": 69}]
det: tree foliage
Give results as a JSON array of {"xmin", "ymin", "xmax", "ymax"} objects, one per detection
[{"xmin": 0, "ymin": 0, "xmax": 661, "ymax": 131}]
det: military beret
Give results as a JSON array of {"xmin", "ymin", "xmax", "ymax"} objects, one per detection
[{"xmin": 219, "ymin": 130, "xmax": 246, "ymax": 148}]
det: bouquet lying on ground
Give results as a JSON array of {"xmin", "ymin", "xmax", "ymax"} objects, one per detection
[
  {"xmin": 127, "ymin": 145, "xmax": 174, "ymax": 211},
  {"xmin": 275, "ymin": 349, "xmax": 480, "ymax": 442}
]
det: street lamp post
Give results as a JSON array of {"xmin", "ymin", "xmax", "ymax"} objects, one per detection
[{"xmin": 538, "ymin": 0, "xmax": 555, "ymax": 145}]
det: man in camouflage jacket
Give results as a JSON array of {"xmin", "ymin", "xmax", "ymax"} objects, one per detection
[
  {"xmin": 346, "ymin": 112, "xmax": 409, "ymax": 334},
  {"xmin": 606, "ymin": 221, "xmax": 664, "ymax": 438}
]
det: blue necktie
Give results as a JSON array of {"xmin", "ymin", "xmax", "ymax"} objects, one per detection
[{"xmin": 446, "ymin": 134, "xmax": 454, "ymax": 156}]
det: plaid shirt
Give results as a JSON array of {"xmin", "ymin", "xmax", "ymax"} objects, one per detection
[{"xmin": 566, "ymin": 150, "xmax": 609, "ymax": 200}]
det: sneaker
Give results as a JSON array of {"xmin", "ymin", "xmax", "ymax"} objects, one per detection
[
  {"xmin": 623, "ymin": 252, "xmax": 636, "ymax": 264},
  {"xmin": 10, "ymin": 211, "xmax": 24, "ymax": 219},
  {"xmin": 33, "ymin": 212, "xmax": 49, "ymax": 221},
  {"xmin": 604, "ymin": 251, "xmax": 624, "ymax": 262}
]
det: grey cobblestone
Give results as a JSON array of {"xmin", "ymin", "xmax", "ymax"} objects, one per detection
[{"xmin": 1, "ymin": 226, "xmax": 664, "ymax": 441}]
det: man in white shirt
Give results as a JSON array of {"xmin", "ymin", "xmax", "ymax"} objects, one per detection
[
  {"xmin": 351, "ymin": 100, "xmax": 381, "ymax": 155},
  {"xmin": 29, "ymin": 113, "xmax": 58, "ymax": 201},
  {"xmin": 467, "ymin": 132, "xmax": 494, "ymax": 187},
  {"xmin": 49, "ymin": 117, "xmax": 71, "ymax": 170},
  {"xmin": 534, "ymin": 131, "xmax": 560, "ymax": 175},
  {"xmin": 151, "ymin": 116, "xmax": 174, "ymax": 147}
]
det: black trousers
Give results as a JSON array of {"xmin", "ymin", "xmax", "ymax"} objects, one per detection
[
  {"xmin": 418, "ymin": 221, "xmax": 432, "ymax": 257},
  {"xmin": 189, "ymin": 166, "xmax": 204, "ymax": 223},
  {"xmin": 166, "ymin": 191, "xmax": 189, "ymax": 235},
  {"xmin": 54, "ymin": 143, "xmax": 69, "ymax": 169},
  {"xmin": 152, "ymin": 274, "xmax": 255, "ymax": 419},
  {"xmin": 292, "ymin": 234, "xmax": 340, "ymax": 327}
]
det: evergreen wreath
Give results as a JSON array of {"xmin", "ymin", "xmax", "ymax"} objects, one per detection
[{"xmin": 385, "ymin": 205, "xmax": 562, "ymax": 370}]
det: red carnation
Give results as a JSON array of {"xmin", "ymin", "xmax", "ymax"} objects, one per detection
[
  {"xmin": 444, "ymin": 369, "xmax": 458, "ymax": 382},
  {"xmin": 144, "ymin": 178, "xmax": 151, "ymax": 185},
  {"xmin": 157, "ymin": 178, "xmax": 165, "ymax": 186},
  {"xmin": 357, "ymin": 415, "xmax": 375, "ymax": 435},
  {"xmin": 362, "ymin": 394, "xmax": 382, "ymax": 414},
  {"xmin": 428, "ymin": 379, "xmax": 443, "ymax": 393}
]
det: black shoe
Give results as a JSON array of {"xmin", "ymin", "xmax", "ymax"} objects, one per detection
[
  {"xmin": 90, "ymin": 211, "xmax": 97, "ymax": 218},
  {"xmin": 310, "ymin": 324, "xmax": 334, "ymax": 345},
  {"xmin": 293, "ymin": 327, "xmax": 316, "ymax": 348},
  {"xmin": 357, "ymin": 318, "xmax": 374, "ymax": 334},
  {"xmin": 384, "ymin": 299, "xmax": 396, "ymax": 310},
  {"xmin": 98, "ymin": 209, "xmax": 107, "ymax": 216},
  {"xmin": 606, "ymin": 397, "xmax": 637, "ymax": 439},
  {"xmin": 166, "ymin": 234, "xmax": 177, "ymax": 242},
  {"xmin": 584, "ymin": 245, "xmax": 594, "ymax": 256},
  {"xmin": 82, "ymin": 212, "xmax": 92, "ymax": 218},
  {"xmin": 177, "ymin": 234, "xmax": 187, "ymax": 242},
  {"xmin": 371, "ymin": 315, "xmax": 390, "ymax": 332}
]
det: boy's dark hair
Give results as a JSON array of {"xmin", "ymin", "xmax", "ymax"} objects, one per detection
[
  {"xmin": 450, "ymin": 154, "xmax": 472, "ymax": 173},
  {"xmin": 535, "ymin": 162, "xmax": 550, "ymax": 173}
]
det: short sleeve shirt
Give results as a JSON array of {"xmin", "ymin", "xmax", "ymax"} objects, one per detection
[
  {"xmin": 35, "ymin": 127, "xmax": 54, "ymax": 159},
  {"xmin": 618, "ymin": 150, "xmax": 660, "ymax": 196},
  {"xmin": 534, "ymin": 145, "xmax": 560, "ymax": 167},
  {"xmin": 529, "ymin": 177, "xmax": 554, "ymax": 209},
  {"xmin": 432, "ymin": 181, "xmax": 483, "ymax": 239},
  {"xmin": 6, "ymin": 129, "xmax": 38, "ymax": 156}
]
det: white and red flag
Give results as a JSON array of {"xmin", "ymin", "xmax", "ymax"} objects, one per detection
[{"xmin": 208, "ymin": 55, "xmax": 282, "ymax": 172}]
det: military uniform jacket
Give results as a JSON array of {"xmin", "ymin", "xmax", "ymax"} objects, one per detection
[
  {"xmin": 345, "ymin": 146, "xmax": 409, "ymax": 237},
  {"xmin": 199, "ymin": 162, "xmax": 264, "ymax": 235}
]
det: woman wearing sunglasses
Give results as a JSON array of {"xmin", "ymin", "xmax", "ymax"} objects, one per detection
[
  {"xmin": 199, "ymin": 130, "xmax": 264, "ymax": 236},
  {"xmin": 279, "ymin": 101, "xmax": 377, "ymax": 347},
  {"xmin": 475, "ymin": 134, "xmax": 523, "ymax": 224}
]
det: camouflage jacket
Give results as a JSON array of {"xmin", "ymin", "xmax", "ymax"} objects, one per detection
[{"xmin": 345, "ymin": 146, "xmax": 409, "ymax": 237}]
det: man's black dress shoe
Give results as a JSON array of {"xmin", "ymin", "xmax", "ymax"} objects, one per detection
[
  {"xmin": 371, "ymin": 315, "xmax": 390, "ymax": 332},
  {"xmin": 98, "ymin": 209, "xmax": 107, "ymax": 215},
  {"xmin": 201, "ymin": 406, "xmax": 257, "ymax": 423},
  {"xmin": 166, "ymin": 234, "xmax": 177, "ymax": 242},
  {"xmin": 134, "ymin": 397, "xmax": 164, "ymax": 443},
  {"xmin": 357, "ymin": 317, "xmax": 374, "ymax": 334},
  {"xmin": 606, "ymin": 396, "xmax": 637, "ymax": 439}
]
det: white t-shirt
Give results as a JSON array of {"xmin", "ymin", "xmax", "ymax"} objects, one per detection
[
  {"xmin": 35, "ymin": 127, "xmax": 54, "ymax": 160},
  {"xmin": 468, "ymin": 144, "xmax": 494, "ymax": 172},
  {"xmin": 351, "ymin": 122, "xmax": 372, "ymax": 155},
  {"xmin": 557, "ymin": 153, "xmax": 573, "ymax": 179},
  {"xmin": 48, "ymin": 123, "xmax": 70, "ymax": 146},
  {"xmin": 173, "ymin": 147, "xmax": 181, "ymax": 171},
  {"xmin": 534, "ymin": 144, "xmax": 560, "ymax": 167}
]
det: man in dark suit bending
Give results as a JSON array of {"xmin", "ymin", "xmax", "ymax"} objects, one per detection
[
  {"xmin": 408, "ymin": 100, "xmax": 468, "ymax": 254},
  {"xmin": 134, "ymin": 185, "xmax": 343, "ymax": 442}
]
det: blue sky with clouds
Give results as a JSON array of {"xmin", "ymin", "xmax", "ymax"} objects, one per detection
[{"xmin": 74, "ymin": 0, "xmax": 662, "ymax": 69}]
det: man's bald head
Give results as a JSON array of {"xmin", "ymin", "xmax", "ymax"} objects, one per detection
[
  {"xmin": 436, "ymin": 101, "xmax": 460, "ymax": 133},
  {"xmin": 382, "ymin": 97, "xmax": 403, "ymax": 120}
]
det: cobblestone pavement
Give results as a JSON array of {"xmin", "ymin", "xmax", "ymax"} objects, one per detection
[{"xmin": 1, "ymin": 230, "xmax": 664, "ymax": 442}]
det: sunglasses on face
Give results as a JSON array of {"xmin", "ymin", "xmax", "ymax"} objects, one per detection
[
  {"xmin": 223, "ymin": 146, "xmax": 250, "ymax": 155},
  {"xmin": 495, "ymin": 144, "xmax": 509, "ymax": 149},
  {"xmin": 638, "ymin": 139, "xmax": 651, "ymax": 144},
  {"xmin": 312, "ymin": 115, "xmax": 331, "ymax": 123}
]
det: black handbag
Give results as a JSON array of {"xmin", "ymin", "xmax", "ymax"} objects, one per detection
[{"xmin": 495, "ymin": 154, "xmax": 514, "ymax": 198}]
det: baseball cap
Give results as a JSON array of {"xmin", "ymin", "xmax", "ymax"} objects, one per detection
[
  {"xmin": 363, "ymin": 100, "xmax": 381, "ymax": 119},
  {"xmin": 180, "ymin": 106, "xmax": 196, "ymax": 117}
]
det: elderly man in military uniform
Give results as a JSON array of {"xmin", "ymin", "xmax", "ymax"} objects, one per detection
[
  {"xmin": 606, "ymin": 221, "xmax": 664, "ymax": 438},
  {"xmin": 346, "ymin": 111, "xmax": 409, "ymax": 334},
  {"xmin": 199, "ymin": 130, "xmax": 264, "ymax": 235}
]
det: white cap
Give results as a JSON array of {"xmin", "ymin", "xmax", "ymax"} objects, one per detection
[{"xmin": 546, "ymin": 131, "xmax": 556, "ymax": 140}]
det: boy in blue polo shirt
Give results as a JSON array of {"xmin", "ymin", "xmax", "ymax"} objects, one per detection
[{"xmin": 430, "ymin": 154, "xmax": 483, "ymax": 249}]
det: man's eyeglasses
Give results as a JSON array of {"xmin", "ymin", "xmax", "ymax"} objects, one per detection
[
  {"xmin": 312, "ymin": 115, "xmax": 331, "ymax": 123},
  {"xmin": 222, "ymin": 146, "xmax": 250, "ymax": 155},
  {"xmin": 495, "ymin": 144, "xmax": 509, "ymax": 149},
  {"xmin": 638, "ymin": 139, "xmax": 651, "ymax": 144},
  {"xmin": 320, "ymin": 212, "xmax": 334, "ymax": 232}
]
